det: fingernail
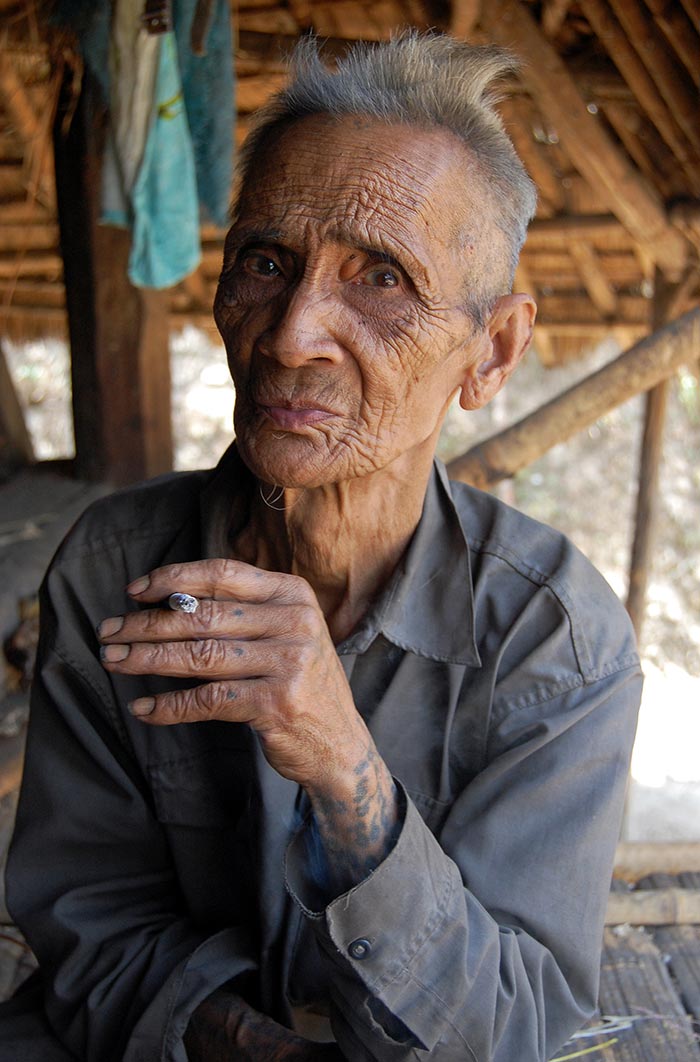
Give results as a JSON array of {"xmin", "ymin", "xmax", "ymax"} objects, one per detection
[
  {"xmin": 127, "ymin": 575, "xmax": 150, "ymax": 596},
  {"xmin": 129, "ymin": 697, "xmax": 155, "ymax": 716},
  {"xmin": 98, "ymin": 616, "xmax": 124, "ymax": 639},
  {"xmin": 100, "ymin": 644, "xmax": 130, "ymax": 662}
]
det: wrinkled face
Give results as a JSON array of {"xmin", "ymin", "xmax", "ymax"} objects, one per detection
[{"xmin": 214, "ymin": 115, "xmax": 492, "ymax": 488}]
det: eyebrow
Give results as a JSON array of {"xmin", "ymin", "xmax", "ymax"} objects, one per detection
[{"xmin": 225, "ymin": 224, "xmax": 431, "ymax": 294}]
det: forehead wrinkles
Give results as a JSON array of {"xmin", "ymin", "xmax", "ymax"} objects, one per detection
[{"xmin": 238, "ymin": 150, "xmax": 454, "ymax": 295}]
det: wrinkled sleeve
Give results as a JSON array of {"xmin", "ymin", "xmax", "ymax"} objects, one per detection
[
  {"xmin": 6, "ymin": 566, "xmax": 256, "ymax": 1062},
  {"xmin": 286, "ymin": 661, "xmax": 642, "ymax": 1061}
]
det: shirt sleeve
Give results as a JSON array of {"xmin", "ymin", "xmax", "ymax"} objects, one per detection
[
  {"xmin": 285, "ymin": 661, "xmax": 642, "ymax": 1062},
  {"xmin": 6, "ymin": 567, "xmax": 257, "ymax": 1062}
]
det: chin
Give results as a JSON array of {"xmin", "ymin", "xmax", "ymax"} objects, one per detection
[{"xmin": 236, "ymin": 428, "xmax": 377, "ymax": 489}]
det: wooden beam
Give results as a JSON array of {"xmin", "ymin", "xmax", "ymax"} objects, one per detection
[
  {"xmin": 607, "ymin": 0, "xmax": 700, "ymax": 154},
  {"xmin": 568, "ymin": 240, "xmax": 618, "ymax": 318},
  {"xmin": 536, "ymin": 292, "xmax": 648, "ymax": 324},
  {"xmin": 615, "ymin": 841, "xmax": 700, "ymax": 882},
  {"xmin": 53, "ymin": 69, "xmax": 172, "ymax": 485},
  {"xmin": 527, "ymin": 213, "xmax": 629, "ymax": 242},
  {"xmin": 641, "ymin": 0, "xmax": 700, "ymax": 87},
  {"xmin": 541, "ymin": 0, "xmax": 572, "ymax": 38},
  {"xmin": 0, "ymin": 223, "xmax": 60, "ymax": 252},
  {"xmin": 447, "ymin": 307, "xmax": 700, "ymax": 489},
  {"xmin": 236, "ymin": 72, "xmax": 287, "ymax": 113},
  {"xmin": 450, "ymin": 0, "xmax": 482, "ymax": 39},
  {"xmin": 0, "ymin": 250, "xmax": 63, "ymax": 279},
  {"xmin": 0, "ymin": 51, "xmax": 55, "ymax": 210},
  {"xmin": 499, "ymin": 98, "xmax": 565, "ymax": 216},
  {"xmin": 579, "ymin": 0, "xmax": 700, "ymax": 187},
  {"xmin": 480, "ymin": 0, "xmax": 689, "ymax": 278},
  {"xmin": 602, "ymin": 101, "xmax": 675, "ymax": 201},
  {"xmin": 605, "ymin": 888, "xmax": 700, "ymax": 926},
  {"xmin": 680, "ymin": 0, "xmax": 700, "ymax": 34}
]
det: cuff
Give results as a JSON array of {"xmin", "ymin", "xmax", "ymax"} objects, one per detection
[{"xmin": 286, "ymin": 785, "xmax": 461, "ymax": 1050}]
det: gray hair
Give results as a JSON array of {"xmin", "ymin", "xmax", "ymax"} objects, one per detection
[{"xmin": 235, "ymin": 32, "xmax": 537, "ymax": 325}]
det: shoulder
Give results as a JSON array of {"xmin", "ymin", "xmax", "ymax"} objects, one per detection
[
  {"xmin": 447, "ymin": 476, "xmax": 640, "ymax": 686},
  {"xmin": 52, "ymin": 468, "xmax": 211, "ymax": 565}
]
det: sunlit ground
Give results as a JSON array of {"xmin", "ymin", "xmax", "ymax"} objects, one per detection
[{"xmin": 5, "ymin": 330, "xmax": 700, "ymax": 841}]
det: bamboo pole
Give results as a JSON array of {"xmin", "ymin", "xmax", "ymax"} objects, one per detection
[{"xmin": 447, "ymin": 307, "xmax": 700, "ymax": 489}]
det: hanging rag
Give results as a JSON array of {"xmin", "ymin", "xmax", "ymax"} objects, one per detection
[{"xmin": 51, "ymin": 0, "xmax": 235, "ymax": 286}]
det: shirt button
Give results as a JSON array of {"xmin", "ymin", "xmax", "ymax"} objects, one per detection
[{"xmin": 348, "ymin": 938, "xmax": 372, "ymax": 960}]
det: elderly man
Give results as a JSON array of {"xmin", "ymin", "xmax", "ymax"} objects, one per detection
[{"xmin": 4, "ymin": 33, "xmax": 641, "ymax": 1062}]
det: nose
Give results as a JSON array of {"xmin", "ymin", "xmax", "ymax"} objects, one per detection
[{"xmin": 257, "ymin": 280, "xmax": 344, "ymax": 368}]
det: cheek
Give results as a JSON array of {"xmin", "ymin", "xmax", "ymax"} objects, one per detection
[{"xmin": 351, "ymin": 304, "xmax": 444, "ymax": 404}]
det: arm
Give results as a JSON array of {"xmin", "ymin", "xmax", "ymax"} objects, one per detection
[
  {"xmin": 101, "ymin": 558, "xmax": 641, "ymax": 1062},
  {"xmin": 287, "ymin": 666, "xmax": 642, "ymax": 1061},
  {"xmin": 8, "ymin": 564, "xmax": 283, "ymax": 1062}
]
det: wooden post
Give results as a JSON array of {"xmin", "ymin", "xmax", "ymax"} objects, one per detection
[
  {"xmin": 53, "ymin": 68, "xmax": 173, "ymax": 485},
  {"xmin": 626, "ymin": 271, "xmax": 692, "ymax": 636}
]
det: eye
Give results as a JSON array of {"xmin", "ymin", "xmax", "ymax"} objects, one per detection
[
  {"xmin": 241, "ymin": 251, "xmax": 282, "ymax": 278},
  {"xmin": 363, "ymin": 266, "xmax": 401, "ymax": 289}
]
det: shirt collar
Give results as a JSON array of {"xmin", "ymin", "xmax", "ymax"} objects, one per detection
[
  {"xmin": 200, "ymin": 445, "xmax": 480, "ymax": 668},
  {"xmin": 339, "ymin": 460, "xmax": 481, "ymax": 667}
]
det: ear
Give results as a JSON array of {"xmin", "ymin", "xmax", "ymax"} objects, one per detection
[{"xmin": 458, "ymin": 293, "xmax": 537, "ymax": 411}]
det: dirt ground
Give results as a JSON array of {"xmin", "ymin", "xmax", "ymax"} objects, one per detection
[{"xmin": 4, "ymin": 326, "xmax": 700, "ymax": 841}]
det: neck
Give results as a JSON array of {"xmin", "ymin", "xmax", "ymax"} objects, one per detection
[{"xmin": 232, "ymin": 445, "xmax": 438, "ymax": 643}]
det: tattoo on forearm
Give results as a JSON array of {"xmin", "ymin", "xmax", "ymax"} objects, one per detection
[{"xmin": 310, "ymin": 742, "xmax": 400, "ymax": 895}]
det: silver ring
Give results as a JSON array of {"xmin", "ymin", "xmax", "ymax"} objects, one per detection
[{"xmin": 168, "ymin": 592, "xmax": 199, "ymax": 614}]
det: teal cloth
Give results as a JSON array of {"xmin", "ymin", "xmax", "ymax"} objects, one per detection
[
  {"xmin": 175, "ymin": 0, "xmax": 235, "ymax": 229},
  {"xmin": 124, "ymin": 33, "xmax": 201, "ymax": 288}
]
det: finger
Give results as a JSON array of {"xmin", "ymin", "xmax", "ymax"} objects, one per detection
[
  {"xmin": 127, "ymin": 679, "xmax": 264, "ymax": 726},
  {"xmin": 100, "ymin": 635, "xmax": 299, "ymax": 681},
  {"xmin": 126, "ymin": 559, "xmax": 314, "ymax": 607},
  {"xmin": 98, "ymin": 598, "xmax": 301, "ymax": 645}
]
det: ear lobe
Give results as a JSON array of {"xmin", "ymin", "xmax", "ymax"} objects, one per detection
[{"xmin": 458, "ymin": 293, "xmax": 537, "ymax": 411}]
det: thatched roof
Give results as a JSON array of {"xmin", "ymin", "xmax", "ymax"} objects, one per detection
[{"xmin": 1, "ymin": 0, "xmax": 699, "ymax": 360}]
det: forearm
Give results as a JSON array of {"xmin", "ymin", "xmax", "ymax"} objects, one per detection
[
  {"xmin": 306, "ymin": 738, "xmax": 401, "ymax": 898},
  {"xmin": 184, "ymin": 988, "xmax": 345, "ymax": 1061}
]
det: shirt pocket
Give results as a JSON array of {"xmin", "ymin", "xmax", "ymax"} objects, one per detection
[
  {"xmin": 147, "ymin": 733, "xmax": 258, "ymax": 927},
  {"xmin": 148, "ymin": 727, "xmax": 255, "ymax": 828}
]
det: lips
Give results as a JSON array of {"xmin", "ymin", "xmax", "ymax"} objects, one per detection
[{"xmin": 257, "ymin": 402, "xmax": 337, "ymax": 430}]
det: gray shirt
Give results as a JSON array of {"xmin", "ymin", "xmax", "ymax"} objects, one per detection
[{"xmin": 6, "ymin": 445, "xmax": 642, "ymax": 1062}]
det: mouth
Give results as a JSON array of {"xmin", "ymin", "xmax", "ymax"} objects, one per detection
[{"xmin": 256, "ymin": 400, "xmax": 338, "ymax": 431}]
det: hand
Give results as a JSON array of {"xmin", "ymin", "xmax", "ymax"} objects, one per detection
[
  {"xmin": 99, "ymin": 559, "xmax": 369, "ymax": 791},
  {"xmin": 99, "ymin": 559, "xmax": 400, "ymax": 893},
  {"xmin": 184, "ymin": 988, "xmax": 346, "ymax": 1061}
]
